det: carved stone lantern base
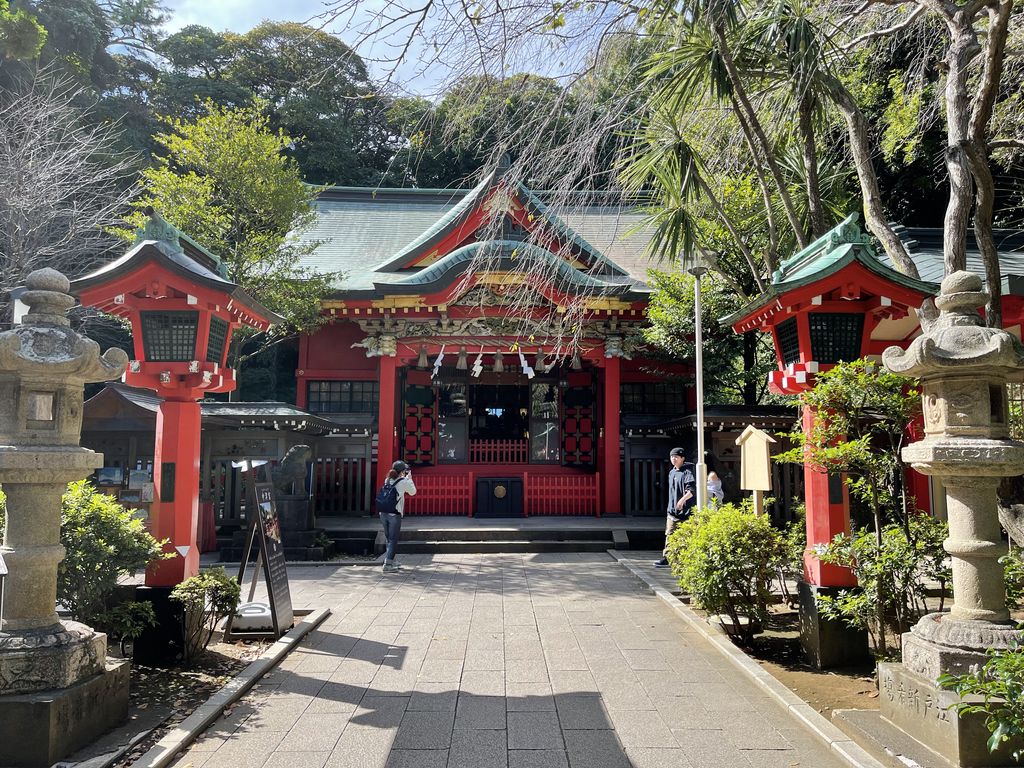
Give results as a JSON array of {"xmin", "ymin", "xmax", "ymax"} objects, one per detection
[
  {"xmin": 0, "ymin": 621, "xmax": 106, "ymax": 694},
  {"xmin": 878, "ymin": 661, "xmax": 1022, "ymax": 767},
  {"xmin": 0, "ymin": 658, "xmax": 129, "ymax": 767},
  {"xmin": 880, "ymin": 614, "xmax": 1024, "ymax": 766}
]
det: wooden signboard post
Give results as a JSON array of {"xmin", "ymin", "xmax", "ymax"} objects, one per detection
[
  {"xmin": 224, "ymin": 466, "xmax": 294, "ymax": 639},
  {"xmin": 735, "ymin": 425, "xmax": 777, "ymax": 515}
]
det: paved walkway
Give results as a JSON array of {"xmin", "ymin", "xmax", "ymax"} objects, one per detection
[{"xmin": 172, "ymin": 553, "xmax": 849, "ymax": 768}]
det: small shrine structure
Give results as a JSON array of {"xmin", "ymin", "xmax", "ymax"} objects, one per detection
[
  {"xmin": 71, "ymin": 212, "xmax": 279, "ymax": 585},
  {"xmin": 726, "ymin": 215, "xmax": 937, "ymax": 665}
]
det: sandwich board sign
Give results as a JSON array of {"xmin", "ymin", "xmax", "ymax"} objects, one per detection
[{"xmin": 224, "ymin": 465, "xmax": 293, "ymax": 639}]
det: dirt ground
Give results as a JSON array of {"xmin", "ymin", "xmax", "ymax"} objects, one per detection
[
  {"xmin": 704, "ymin": 603, "xmax": 882, "ymax": 719},
  {"xmin": 106, "ymin": 634, "xmax": 269, "ymax": 767}
]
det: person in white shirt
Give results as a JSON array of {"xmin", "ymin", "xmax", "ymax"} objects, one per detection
[{"xmin": 376, "ymin": 460, "xmax": 416, "ymax": 573}]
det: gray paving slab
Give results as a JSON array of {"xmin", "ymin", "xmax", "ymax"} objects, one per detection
[
  {"xmin": 448, "ymin": 728, "xmax": 508, "ymax": 768},
  {"xmin": 171, "ymin": 557, "xmax": 864, "ymax": 768}
]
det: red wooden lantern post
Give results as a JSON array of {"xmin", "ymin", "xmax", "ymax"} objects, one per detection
[
  {"xmin": 72, "ymin": 212, "xmax": 279, "ymax": 586},
  {"xmin": 727, "ymin": 214, "xmax": 935, "ymax": 667}
]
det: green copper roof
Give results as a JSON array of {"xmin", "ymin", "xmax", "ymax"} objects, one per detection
[
  {"xmin": 374, "ymin": 240, "xmax": 637, "ymax": 296},
  {"xmin": 372, "ymin": 169, "xmax": 500, "ymax": 272},
  {"xmin": 724, "ymin": 213, "xmax": 938, "ymax": 327}
]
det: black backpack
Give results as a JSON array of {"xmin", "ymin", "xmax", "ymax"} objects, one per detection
[{"xmin": 375, "ymin": 480, "xmax": 400, "ymax": 514}]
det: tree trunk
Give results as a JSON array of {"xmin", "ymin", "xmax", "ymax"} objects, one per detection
[
  {"xmin": 730, "ymin": 93, "xmax": 780, "ymax": 273},
  {"xmin": 713, "ymin": 23, "xmax": 809, "ymax": 249},
  {"xmin": 964, "ymin": 141, "xmax": 1003, "ymax": 327},
  {"xmin": 940, "ymin": 17, "xmax": 981, "ymax": 275},
  {"xmin": 742, "ymin": 330, "xmax": 758, "ymax": 405},
  {"xmin": 967, "ymin": 0, "xmax": 1013, "ymax": 327},
  {"xmin": 828, "ymin": 81, "xmax": 921, "ymax": 279},
  {"xmin": 799, "ymin": 94, "xmax": 826, "ymax": 237}
]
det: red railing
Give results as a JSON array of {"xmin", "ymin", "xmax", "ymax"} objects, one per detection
[
  {"xmin": 404, "ymin": 473, "xmax": 472, "ymax": 515},
  {"xmin": 526, "ymin": 473, "xmax": 601, "ymax": 516},
  {"xmin": 469, "ymin": 439, "xmax": 529, "ymax": 464},
  {"xmin": 402, "ymin": 469, "xmax": 601, "ymax": 516}
]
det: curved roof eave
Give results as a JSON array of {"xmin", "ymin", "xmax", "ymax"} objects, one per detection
[
  {"xmin": 71, "ymin": 240, "xmax": 283, "ymax": 325},
  {"xmin": 370, "ymin": 170, "xmax": 499, "ymax": 272},
  {"xmin": 723, "ymin": 247, "xmax": 937, "ymax": 328},
  {"xmin": 371, "ymin": 240, "xmax": 638, "ymax": 296}
]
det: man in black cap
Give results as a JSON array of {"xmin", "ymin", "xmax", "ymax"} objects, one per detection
[{"xmin": 655, "ymin": 447, "xmax": 696, "ymax": 568}]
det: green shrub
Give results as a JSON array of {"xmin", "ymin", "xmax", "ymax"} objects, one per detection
[
  {"xmin": 58, "ymin": 481, "xmax": 168, "ymax": 626},
  {"xmin": 1003, "ymin": 548, "xmax": 1024, "ymax": 611},
  {"xmin": 0, "ymin": 486, "xmax": 6, "ymax": 540},
  {"xmin": 666, "ymin": 501, "xmax": 786, "ymax": 643},
  {"xmin": 814, "ymin": 514, "xmax": 948, "ymax": 653},
  {"xmin": 171, "ymin": 567, "xmax": 241, "ymax": 663},
  {"xmin": 940, "ymin": 643, "xmax": 1024, "ymax": 760},
  {"xmin": 102, "ymin": 600, "xmax": 157, "ymax": 653}
]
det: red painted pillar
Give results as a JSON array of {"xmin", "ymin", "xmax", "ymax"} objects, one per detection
[
  {"xmin": 146, "ymin": 399, "xmax": 202, "ymax": 586},
  {"xmin": 602, "ymin": 355, "xmax": 621, "ymax": 515},
  {"xmin": 377, "ymin": 355, "xmax": 398, "ymax": 487},
  {"xmin": 802, "ymin": 407, "xmax": 857, "ymax": 588},
  {"xmin": 296, "ymin": 334, "xmax": 309, "ymax": 409}
]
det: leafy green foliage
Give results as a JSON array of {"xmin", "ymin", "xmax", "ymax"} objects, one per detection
[
  {"xmin": 643, "ymin": 269, "xmax": 777, "ymax": 404},
  {"xmin": 156, "ymin": 22, "xmax": 393, "ymax": 186},
  {"xmin": 940, "ymin": 643, "xmax": 1024, "ymax": 760},
  {"xmin": 776, "ymin": 359, "xmax": 919, "ymax": 533},
  {"xmin": 170, "ymin": 567, "xmax": 241, "ymax": 662},
  {"xmin": 666, "ymin": 501, "xmax": 786, "ymax": 643},
  {"xmin": 814, "ymin": 515, "xmax": 949, "ymax": 654},
  {"xmin": 58, "ymin": 481, "xmax": 168, "ymax": 626},
  {"xmin": 776, "ymin": 359, "xmax": 922, "ymax": 654},
  {"xmin": 102, "ymin": 600, "xmax": 156, "ymax": 648},
  {"xmin": 0, "ymin": 0, "xmax": 46, "ymax": 60},
  {"xmin": 124, "ymin": 101, "xmax": 334, "ymax": 362},
  {"xmin": 1003, "ymin": 548, "xmax": 1024, "ymax": 611}
]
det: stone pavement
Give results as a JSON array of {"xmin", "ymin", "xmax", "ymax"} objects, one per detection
[{"xmin": 171, "ymin": 553, "xmax": 850, "ymax": 768}]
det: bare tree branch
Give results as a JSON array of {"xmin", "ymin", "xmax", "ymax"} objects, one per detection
[{"xmin": 0, "ymin": 70, "xmax": 137, "ymax": 325}]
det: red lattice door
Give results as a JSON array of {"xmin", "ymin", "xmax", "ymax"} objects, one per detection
[
  {"xmin": 561, "ymin": 374, "xmax": 596, "ymax": 467},
  {"xmin": 402, "ymin": 370, "xmax": 436, "ymax": 466}
]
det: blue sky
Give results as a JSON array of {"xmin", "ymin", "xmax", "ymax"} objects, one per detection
[
  {"xmin": 161, "ymin": 0, "xmax": 327, "ymax": 33},
  {"xmin": 160, "ymin": 0, "xmax": 446, "ymax": 92}
]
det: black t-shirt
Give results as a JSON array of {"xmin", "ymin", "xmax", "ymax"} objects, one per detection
[{"xmin": 667, "ymin": 464, "xmax": 697, "ymax": 518}]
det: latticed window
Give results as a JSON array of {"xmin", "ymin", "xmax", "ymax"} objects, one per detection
[
  {"xmin": 620, "ymin": 382, "xmax": 687, "ymax": 416},
  {"xmin": 776, "ymin": 317, "xmax": 801, "ymax": 365},
  {"xmin": 140, "ymin": 311, "xmax": 199, "ymax": 361},
  {"xmin": 808, "ymin": 312, "xmax": 864, "ymax": 364},
  {"xmin": 206, "ymin": 316, "xmax": 229, "ymax": 363},
  {"xmin": 307, "ymin": 380, "xmax": 379, "ymax": 413},
  {"xmin": 1010, "ymin": 383, "xmax": 1024, "ymax": 439}
]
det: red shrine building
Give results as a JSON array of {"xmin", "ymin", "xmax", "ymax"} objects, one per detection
[{"xmin": 291, "ymin": 165, "xmax": 698, "ymax": 517}]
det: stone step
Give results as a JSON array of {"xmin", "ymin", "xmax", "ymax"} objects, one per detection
[
  {"xmin": 832, "ymin": 708, "xmax": 954, "ymax": 768},
  {"xmin": 395, "ymin": 539, "xmax": 615, "ymax": 554}
]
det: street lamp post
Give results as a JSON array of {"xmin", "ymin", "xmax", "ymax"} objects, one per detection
[{"xmin": 688, "ymin": 257, "xmax": 708, "ymax": 512}]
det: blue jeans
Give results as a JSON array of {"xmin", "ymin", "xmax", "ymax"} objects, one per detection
[{"xmin": 380, "ymin": 512, "xmax": 402, "ymax": 562}]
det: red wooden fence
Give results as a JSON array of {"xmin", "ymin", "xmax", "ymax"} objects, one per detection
[
  {"xmin": 469, "ymin": 439, "xmax": 529, "ymax": 464},
  {"xmin": 404, "ymin": 473, "xmax": 472, "ymax": 515},
  {"xmin": 394, "ymin": 469, "xmax": 601, "ymax": 517},
  {"xmin": 525, "ymin": 473, "xmax": 601, "ymax": 516}
]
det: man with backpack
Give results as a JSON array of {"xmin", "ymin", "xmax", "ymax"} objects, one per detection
[
  {"xmin": 654, "ymin": 447, "xmax": 696, "ymax": 568},
  {"xmin": 376, "ymin": 460, "xmax": 416, "ymax": 573}
]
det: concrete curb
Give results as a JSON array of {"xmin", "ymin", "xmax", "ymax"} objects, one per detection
[
  {"xmin": 132, "ymin": 607, "xmax": 331, "ymax": 768},
  {"xmin": 610, "ymin": 551, "xmax": 887, "ymax": 768}
]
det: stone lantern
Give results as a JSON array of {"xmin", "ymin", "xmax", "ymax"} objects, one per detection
[
  {"xmin": 0, "ymin": 269, "xmax": 129, "ymax": 766},
  {"xmin": 882, "ymin": 270, "xmax": 1024, "ymax": 766}
]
